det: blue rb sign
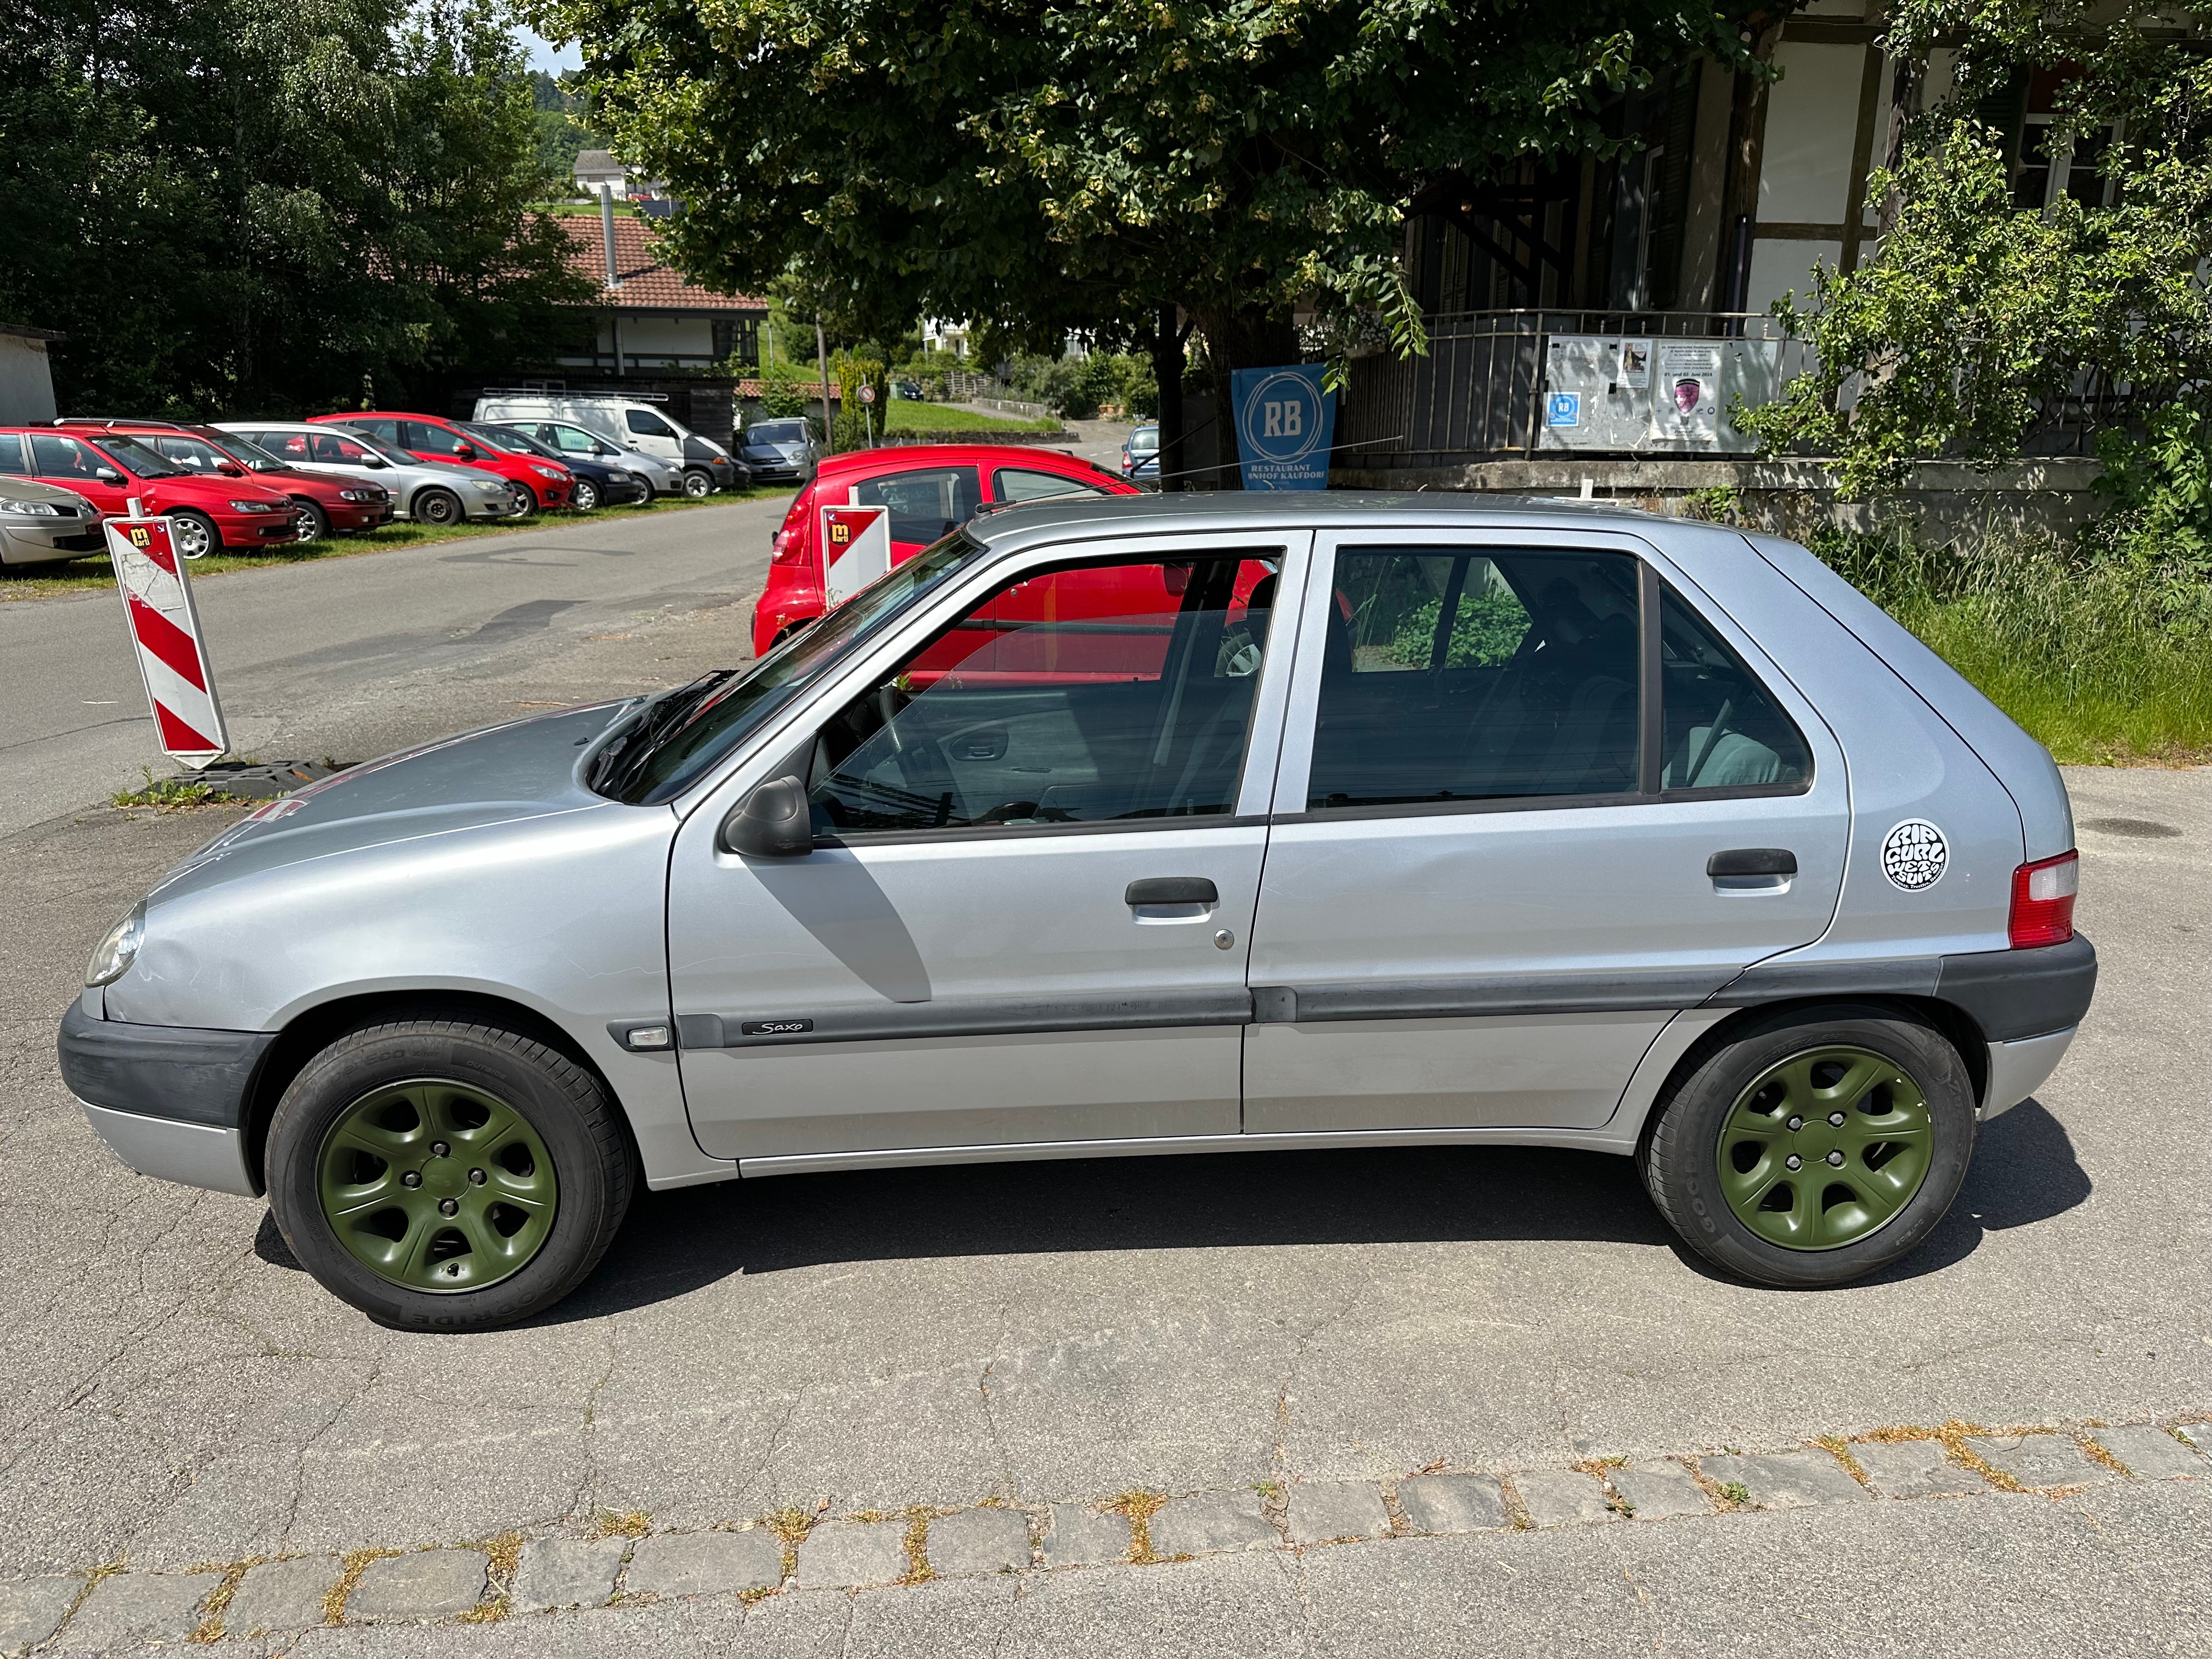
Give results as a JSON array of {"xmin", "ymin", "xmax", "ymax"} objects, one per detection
[{"xmin": 1231, "ymin": 364, "xmax": 1336, "ymax": 490}]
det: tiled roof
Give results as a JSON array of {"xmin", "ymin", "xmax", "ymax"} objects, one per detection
[{"xmin": 548, "ymin": 215, "xmax": 769, "ymax": 314}]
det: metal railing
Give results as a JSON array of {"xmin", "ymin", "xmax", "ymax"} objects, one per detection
[{"xmin": 1336, "ymin": 309, "xmax": 1788, "ymax": 465}]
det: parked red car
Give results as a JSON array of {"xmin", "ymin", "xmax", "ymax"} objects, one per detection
[
  {"xmin": 57, "ymin": 420, "xmax": 392, "ymax": 540},
  {"xmin": 0, "ymin": 426, "xmax": 300, "ymax": 557},
  {"xmin": 307, "ymin": 411, "xmax": 573, "ymax": 514},
  {"xmin": 754, "ymin": 444, "xmax": 1141, "ymax": 654}
]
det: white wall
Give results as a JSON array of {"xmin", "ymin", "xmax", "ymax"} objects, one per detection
[
  {"xmin": 1759, "ymin": 41, "xmax": 1866, "ymax": 224},
  {"xmin": 1746, "ymin": 239, "xmax": 1842, "ymax": 318},
  {"xmin": 0, "ymin": 334, "xmax": 56, "ymax": 424}
]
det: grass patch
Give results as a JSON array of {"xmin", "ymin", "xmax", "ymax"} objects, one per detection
[
  {"xmin": 0, "ymin": 488, "xmax": 788, "ymax": 604},
  {"xmin": 878, "ymin": 399, "xmax": 1064, "ymax": 436},
  {"xmin": 111, "ymin": 769, "xmax": 245, "ymax": 811},
  {"xmin": 1101, "ymin": 1491, "xmax": 1168, "ymax": 1564},
  {"xmin": 1814, "ymin": 532, "xmax": 2212, "ymax": 764}
]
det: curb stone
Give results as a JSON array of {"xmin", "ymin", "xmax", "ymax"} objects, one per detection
[{"xmin": 6, "ymin": 1412, "xmax": 2206, "ymax": 1649}]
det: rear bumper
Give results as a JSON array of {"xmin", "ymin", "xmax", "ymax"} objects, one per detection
[
  {"xmin": 58, "ymin": 1004, "xmax": 274, "ymax": 1192},
  {"xmin": 1982, "ymin": 1025, "xmax": 2077, "ymax": 1122}
]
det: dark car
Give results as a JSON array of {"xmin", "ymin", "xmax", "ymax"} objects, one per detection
[
  {"xmin": 736, "ymin": 419, "xmax": 818, "ymax": 486},
  {"xmin": 461, "ymin": 422, "xmax": 647, "ymax": 512},
  {"xmin": 1121, "ymin": 422, "xmax": 1160, "ymax": 480},
  {"xmin": 890, "ymin": 380, "xmax": 924, "ymax": 402}
]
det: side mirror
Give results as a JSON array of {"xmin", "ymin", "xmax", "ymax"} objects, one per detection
[
  {"xmin": 453, "ymin": 443, "xmax": 477, "ymax": 460},
  {"xmin": 215, "ymin": 461, "xmax": 245, "ymax": 477},
  {"xmin": 718, "ymin": 775, "xmax": 813, "ymax": 857},
  {"xmin": 363, "ymin": 456, "xmax": 390, "ymax": 469},
  {"xmin": 96, "ymin": 468, "xmax": 123, "ymax": 484}
]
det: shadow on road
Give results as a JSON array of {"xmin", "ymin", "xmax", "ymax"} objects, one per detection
[{"xmin": 247, "ymin": 1097, "xmax": 2093, "ymax": 1318}]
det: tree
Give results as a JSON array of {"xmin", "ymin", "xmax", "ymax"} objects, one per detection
[
  {"xmin": 527, "ymin": 0, "xmax": 1765, "ymax": 477},
  {"xmin": 1740, "ymin": 2, "xmax": 2212, "ymax": 511},
  {"xmin": 531, "ymin": 69, "xmax": 600, "ymax": 180},
  {"xmin": 0, "ymin": 0, "xmax": 594, "ymax": 416}
]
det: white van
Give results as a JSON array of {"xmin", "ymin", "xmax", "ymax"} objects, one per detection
[{"xmin": 471, "ymin": 391, "xmax": 743, "ymax": 496}]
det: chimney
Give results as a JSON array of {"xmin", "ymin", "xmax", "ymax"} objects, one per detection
[{"xmin": 599, "ymin": 183, "xmax": 620, "ymax": 290}]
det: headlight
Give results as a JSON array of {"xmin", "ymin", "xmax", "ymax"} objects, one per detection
[
  {"xmin": 471, "ymin": 479, "xmax": 505, "ymax": 494},
  {"xmin": 0, "ymin": 496, "xmax": 64, "ymax": 517},
  {"xmin": 529, "ymin": 465, "xmax": 565, "ymax": 482},
  {"xmin": 338, "ymin": 488, "xmax": 381, "ymax": 503},
  {"xmin": 86, "ymin": 902, "xmax": 145, "ymax": 988},
  {"xmin": 230, "ymin": 499, "xmax": 281, "ymax": 513}
]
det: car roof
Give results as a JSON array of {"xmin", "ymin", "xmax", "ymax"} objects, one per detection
[
  {"xmin": 817, "ymin": 443, "xmax": 1102, "ymax": 479},
  {"xmin": 964, "ymin": 489, "xmax": 1674, "ymax": 552}
]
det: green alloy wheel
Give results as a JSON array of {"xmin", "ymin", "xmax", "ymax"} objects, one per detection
[
  {"xmin": 317, "ymin": 1078, "xmax": 558, "ymax": 1291},
  {"xmin": 1714, "ymin": 1045, "xmax": 1934, "ymax": 1251}
]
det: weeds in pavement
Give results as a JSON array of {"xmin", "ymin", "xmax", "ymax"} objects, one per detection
[
  {"xmin": 1816, "ymin": 1436, "xmax": 1872, "ymax": 1487},
  {"xmin": 323, "ymin": 1548, "xmax": 397, "ymax": 1624},
  {"xmin": 458, "ymin": 1531, "xmax": 523, "ymax": 1624},
  {"xmin": 1101, "ymin": 1491, "xmax": 1168, "ymax": 1564},
  {"xmin": 900, "ymin": 1507, "xmax": 936, "ymax": 1585},
  {"xmin": 591, "ymin": 1509, "xmax": 651, "ymax": 1541},
  {"xmin": 111, "ymin": 768, "xmax": 245, "ymax": 811},
  {"xmin": 1717, "ymin": 1481, "xmax": 1752, "ymax": 1508}
]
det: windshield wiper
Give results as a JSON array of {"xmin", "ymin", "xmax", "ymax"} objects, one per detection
[{"xmin": 589, "ymin": 668, "xmax": 741, "ymax": 797}]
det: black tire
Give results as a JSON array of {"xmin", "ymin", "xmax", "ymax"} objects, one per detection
[
  {"xmin": 170, "ymin": 509, "xmax": 221, "ymax": 560},
  {"xmin": 413, "ymin": 487, "xmax": 463, "ymax": 527},
  {"xmin": 681, "ymin": 468, "xmax": 713, "ymax": 498},
  {"xmin": 292, "ymin": 499, "xmax": 330, "ymax": 541},
  {"xmin": 571, "ymin": 477, "xmax": 601, "ymax": 511},
  {"xmin": 1641, "ymin": 1003, "xmax": 1976, "ymax": 1289},
  {"xmin": 509, "ymin": 482, "xmax": 539, "ymax": 516},
  {"xmin": 265, "ymin": 1015, "xmax": 634, "ymax": 1330}
]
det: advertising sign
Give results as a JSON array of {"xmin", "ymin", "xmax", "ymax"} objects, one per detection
[
  {"xmin": 105, "ymin": 511, "xmax": 229, "ymax": 766},
  {"xmin": 1230, "ymin": 364, "xmax": 1336, "ymax": 490},
  {"xmin": 819, "ymin": 503, "xmax": 891, "ymax": 605}
]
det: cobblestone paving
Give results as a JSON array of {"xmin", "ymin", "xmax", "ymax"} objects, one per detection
[{"xmin": 3, "ymin": 1416, "xmax": 2202, "ymax": 1654}]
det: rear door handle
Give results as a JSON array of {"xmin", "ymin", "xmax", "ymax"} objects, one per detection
[
  {"xmin": 1707, "ymin": 848, "xmax": 1796, "ymax": 877},
  {"xmin": 1126, "ymin": 877, "xmax": 1218, "ymax": 906}
]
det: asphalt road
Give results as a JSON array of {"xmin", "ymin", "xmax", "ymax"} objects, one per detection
[
  {"xmin": 0, "ymin": 496, "xmax": 793, "ymax": 838},
  {"xmin": 0, "ymin": 504, "xmax": 2206, "ymax": 1652}
]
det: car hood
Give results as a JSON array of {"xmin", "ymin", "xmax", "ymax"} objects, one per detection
[{"xmin": 155, "ymin": 703, "xmax": 651, "ymax": 895}]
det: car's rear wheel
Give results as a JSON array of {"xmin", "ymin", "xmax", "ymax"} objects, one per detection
[
  {"xmin": 169, "ymin": 509, "xmax": 219, "ymax": 560},
  {"xmin": 413, "ymin": 487, "xmax": 463, "ymax": 527},
  {"xmin": 265, "ymin": 1015, "xmax": 633, "ymax": 1330},
  {"xmin": 292, "ymin": 499, "xmax": 330, "ymax": 542},
  {"xmin": 1641, "ymin": 1004, "xmax": 1975, "ymax": 1288},
  {"xmin": 681, "ymin": 468, "xmax": 713, "ymax": 498},
  {"xmin": 571, "ymin": 477, "xmax": 601, "ymax": 512}
]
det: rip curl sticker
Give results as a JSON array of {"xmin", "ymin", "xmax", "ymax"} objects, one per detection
[{"xmin": 1881, "ymin": 819, "xmax": 1949, "ymax": 891}]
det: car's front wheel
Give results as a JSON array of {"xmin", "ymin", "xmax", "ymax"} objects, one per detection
[
  {"xmin": 1641, "ymin": 1004, "xmax": 1975, "ymax": 1288},
  {"xmin": 170, "ymin": 509, "xmax": 220, "ymax": 560},
  {"xmin": 292, "ymin": 499, "xmax": 330, "ymax": 542},
  {"xmin": 413, "ymin": 487, "xmax": 462, "ymax": 527},
  {"xmin": 571, "ymin": 477, "xmax": 600, "ymax": 511},
  {"xmin": 681, "ymin": 468, "xmax": 713, "ymax": 498},
  {"xmin": 264, "ymin": 1014, "xmax": 634, "ymax": 1330}
]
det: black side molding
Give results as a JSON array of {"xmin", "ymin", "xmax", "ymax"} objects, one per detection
[
  {"xmin": 57, "ymin": 1004, "xmax": 275, "ymax": 1130},
  {"xmin": 1706, "ymin": 933, "xmax": 2096, "ymax": 1044},
  {"xmin": 679, "ymin": 989, "xmax": 1254, "ymax": 1049},
  {"xmin": 1252, "ymin": 970, "xmax": 1734, "ymax": 1024}
]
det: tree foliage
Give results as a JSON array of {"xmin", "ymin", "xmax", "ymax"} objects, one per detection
[
  {"xmin": 0, "ymin": 0, "xmax": 595, "ymax": 415},
  {"xmin": 527, "ymin": 0, "xmax": 1762, "ymax": 378},
  {"xmin": 1740, "ymin": 2, "xmax": 2212, "ymax": 503}
]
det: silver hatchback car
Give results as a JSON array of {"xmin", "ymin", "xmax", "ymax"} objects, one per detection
[{"xmin": 60, "ymin": 496, "xmax": 2095, "ymax": 1328}]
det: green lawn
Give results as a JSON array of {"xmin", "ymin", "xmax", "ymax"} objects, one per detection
[
  {"xmin": 0, "ymin": 488, "xmax": 792, "ymax": 603},
  {"xmin": 879, "ymin": 399, "xmax": 1064, "ymax": 435}
]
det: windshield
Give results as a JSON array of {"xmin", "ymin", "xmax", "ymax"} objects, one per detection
[
  {"xmin": 205, "ymin": 431, "xmax": 285, "ymax": 471},
  {"xmin": 320, "ymin": 426, "xmax": 416, "ymax": 467},
  {"xmin": 459, "ymin": 422, "xmax": 528, "ymax": 455},
  {"xmin": 1130, "ymin": 427, "xmax": 1159, "ymax": 452},
  {"xmin": 745, "ymin": 421, "xmax": 806, "ymax": 445},
  {"xmin": 596, "ymin": 534, "xmax": 988, "ymax": 805},
  {"xmin": 477, "ymin": 424, "xmax": 560, "ymax": 460},
  {"xmin": 94, "ymin": 435, "xmax": 187, "ymax": 478}
]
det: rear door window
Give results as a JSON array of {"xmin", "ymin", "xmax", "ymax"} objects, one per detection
[
  {"xmin": 992, "ymin": 467, "xmax": 1115, "ymax": 504},
  {"xmin": 1307, "ymin": 546, "xmax": 1640, "ymax": 808},
  {"xmin": 348, "ymin": 418, "xmax": 401, "ymax": 444},
  {"xmin": 0, "ymin": 435, "xmax": 28, "ymax": 473},
  {"xmin": 851, "ymin": 465, "xmax": 981, "ymax": 545},
  {"xmin": 308, "ymin": 432, "xmax": 376, "ymax": 464},
  {"xmin": 1657, "ymin": 585, "xmax": 1811, "ymax": 789},
  {"xmin": 404, "ymin": 421, "xmax": 470, "ymax": 457}
]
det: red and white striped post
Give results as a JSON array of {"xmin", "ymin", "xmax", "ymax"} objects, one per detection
[{"xmin": 104, "ymin": 500, "xmax": 229, "ymax": 768}]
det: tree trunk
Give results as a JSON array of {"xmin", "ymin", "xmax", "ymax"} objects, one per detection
[
  {"xmin": 1876, "ymin": 53, "xmax": 1925, "ymax": 237},
  {"xmin": 1717, "ymin": 18, "xmax": 1784, "ymax": 314},
  {"xmin": 1191, "ymin": 304, "xmax": 1301, "ymax": 489},
  {"xmin": 1152, "ymin": 306, "xmax": 1185, "ymax": 492}
]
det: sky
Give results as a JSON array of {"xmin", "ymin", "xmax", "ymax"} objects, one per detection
[{"xmin": 522, "ymin": 27, "xmax": 580, "ymax": 74}]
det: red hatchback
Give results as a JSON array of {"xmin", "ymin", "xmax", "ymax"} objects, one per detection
[
  {"xmin": 0, "ymin": 426, "xmax": 300, "ymax": 558},
  {"xmin": 308, "ymin": 411, "xmax": 574, "ymax": 513},
  {"xmin": 58, "ymin": 420, "xmax": 393, "ymax": 541},
  {"xmin": 754, "ymin": 444, "xmax": 1141, "ymax": 654}
]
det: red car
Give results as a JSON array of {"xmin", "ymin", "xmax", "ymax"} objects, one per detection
[
  {"xmin": 58, "ymin": 420, "xmax": 393, "ymax": 541},
  {"xmin": 754, "ymin": 444, "xmax": 1141, "ymax": 654},
  {"xmin": 0, "ymin": 426, "xmax": 300, "ymax": 558},
  {"xmin": 307, "ymin": 411, "xmax": 574, "ymax": 514}
]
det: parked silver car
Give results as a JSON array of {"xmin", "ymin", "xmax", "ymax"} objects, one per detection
[
  {"xmin": 490, "ymin": 419, "xmax": 687, "ymax": 498},
  {"xmin": 60, "ymin": 495, "xmax": 2094, "ymax": 1328},
  {"xmin": 217, "ymin": 422, "xmax": 517, "ymax": 527},
  {"xmin": 0, "ymin": 475, "xmax": 105, "ymax": 566}
]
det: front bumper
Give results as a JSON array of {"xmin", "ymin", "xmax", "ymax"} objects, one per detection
[
  {"xmin": 0, "ymin": 517, "xmax": 105, "ymax": 565},
  {"xmin": 58, "ymin": 1003, "xmax": 274, "ymax": 1195},
  {"xmin": 220, "ymin": 514, "xmax": 302, "ymax": 548}
]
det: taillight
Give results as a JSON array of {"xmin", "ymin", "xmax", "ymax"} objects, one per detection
[
  {"xmin": 2009, "ymin": 850, "xmax": 2078, "ymax": 949},
  {"xmin": 771, "ymin": 529, "xmax": 804, "ymax": 564}
]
